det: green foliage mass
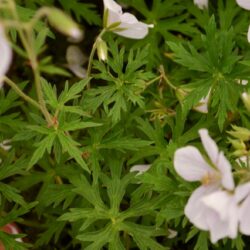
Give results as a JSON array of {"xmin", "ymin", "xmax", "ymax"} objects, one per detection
[{"xmin": 0, "ymin": 0, "xmax": 250, "ymax": 249}]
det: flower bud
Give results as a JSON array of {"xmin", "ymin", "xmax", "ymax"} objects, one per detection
[
  {"xmin": 46, "ymin": 8, "xmax": 83, "ymax": 40},
  {"xmin": 96, "ymin": 38, "xmax": 108, "ymax": 61},
  {"xmin": 175, "ymin": 88, "xmax": 188, "ymax": 102},
  {"xmin": 242, "ymin": 92, "xmax": 250, "ymax": 112},
  {"xmin": 228, "ymin": 125, "xmax": 250, "ymax": 141}
]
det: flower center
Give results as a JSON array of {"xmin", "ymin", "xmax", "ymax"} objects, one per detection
[{"xmin": 201, "ymin": 172, "xmax": 220, "ymax": 185}]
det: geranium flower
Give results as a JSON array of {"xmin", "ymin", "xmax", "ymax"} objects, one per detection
[
  {"xmin": 193, "ymin": 90, "xmax": 211, "ymax": 113},
  {"xmin": 174, "ymin": 129, "xmax": 235, "ymax": 241},
  {"xmin": 236, "ymin": 0, "xmax": 250, "ymax": 10},
  {"xmin": 194, "ymin": 0, "xmax": 208, "ymax": 9},
  {"xmin": 0, "ymin": 25, "xmax": 12, "ymax": 88},
  {"xmin": 103, "ymin": 0, "xmax": 153, "ymax": 39}
]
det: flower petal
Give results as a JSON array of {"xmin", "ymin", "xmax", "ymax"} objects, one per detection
[
  {"xmin": 0, "ymin": 25, "xmax": 12, "ymax": 88},
  {"xmin": 236, "ymin": 0, "xmax": 250, "ymax": 10},
  {"xmin": 199, "ymin": 129, "xmax": 218, "ymax": 164},
  {"xmin": 239, "ymin": 194, "xmax": 250, "ymax": 235},
  {"xmin": 174, "ymin": 146, "xmax": 215, "ymax": 182},
  {"xmin": 194, "ymin": 0, "xmax": 208, "ymax": 9},
  {"xmin": 217, "ymin": 152, "xmax": 234, "ymax": 190},
  {"xmin": 235, "ymin": 182, "xmax": 250, "ymax": 202},
  {"xmin": 199, "ymin": 129, "xmax": 234, "ymax": 190},
  {"xmin": 103, "ymin": 0, "xmax": 122, "ymax": 14},
  {"xmin": 115, "ymin": 21, "xmax": 149, "ymax": 39},
  {"xmin": 130, "ymin": 164, "xmax": 151, "ymax": 175},
  {"xmin": 185, "ymin": 185, "xmax": 218, "ymax": 230},
  {"xmin": 202, "ymin": 191, "xmax": 238, "ymax": 239}
]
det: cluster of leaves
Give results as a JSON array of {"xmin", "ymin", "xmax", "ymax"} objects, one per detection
[{"xmin": 1, "ymin": 0, "xmax": 250, "ymax": 249}]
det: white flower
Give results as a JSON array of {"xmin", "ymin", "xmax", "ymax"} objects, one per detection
[
  {"xmin": 194, "ymin": 0, "xmax": 209, "ymax": 9},
  {"xmin": 66, "ymin": 45, "xmax": 87, "ymax": 78},
  {"xmin": 0, "ymin": 25, "xmax": 12, "ymax": 88},
  {"xmin": 193, "ymin": 90, "xmax": 211, "ymax": 113},
  {"xmin": 174, "ymin": 129, "xmax": 235, "ymax": 241},
  {"xmin": 236, "ymin": 0, "xmax": 250, "ymax": 10},
  {"xmin": 130, "ymin": 164, "xmax": 151, "ymax": 175},
  {"xmin": 103, "ymin": 0, "xmax": 153, "ymax": 39}
]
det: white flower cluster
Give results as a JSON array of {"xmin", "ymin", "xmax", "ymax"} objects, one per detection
[{"xmin": 174, "ymin": 129, "xmax": 250, "ymax": 243}]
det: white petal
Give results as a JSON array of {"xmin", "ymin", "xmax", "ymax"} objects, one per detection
[
  {"xmin": 130, "ymin": 164, "xmax": 151, "ymax": 175},
  {"xmin": 202, "ymin": 191, "xmax": 230, "ymax": 220},
  {"xmin": 216, "ymin": 152, "xmax": 234, "ymax": 190},
  {"xmin": 120, "ymin": 12, "xmax": 138, "ymax": 24},
  {"xmin": 68, "ymin": 64, "xmax": 86, "ymax": 78},
  {"xmin": 194, "ymin": 0, "xmax": 208, "ymax": 9},
  {"xmin": 114, "ymin": 21, "xmax": 149, "ymax": 39},
  {"xmin": 103, "ymin": 0, "xmax": 122, "ymax": 14},
  {"xmin": 248, "ymin": 24, "xmax": 250, "ymax": 43},
  {"xmin": 193, "ymin": 91, "xmax": 210, "ymax": 113},
  {"xmin": 174, "ymin": 146, "xmax": 215, "ymax": 182},
  {"xmin": 202, "ymin": 191, "xmax": 238, "ymax": 242},
  {"xmin": 193, "ymin": 101, "xmax": 208, "ymax": 113},
  {"xmin": 236, "ymin": 0, "xmax": 250, "ymax": 10},
  {"xmin": 239, "ymin": 195, "xmax": 250, "ymax": 235},
  {"xmin": 199, "ymin": 129, "xmax": 234, "ymax": 190},
  {"xmin": 208, "ymin": 212, "xmax": 238, "ymax": 243},
  {"xmin": 199, "ymin": 129, "xmax": 219, "ymax": 165},
  {"xmin": 185, "ymin": 185, "xmax": 218, "ymax": 230},
  {"xmin": 0, "ymin": 25, "xmax": 12, "ymax": 88},
  {"xmin": 107, "ymin": 9, "xmax": 122, "ymax": 27},
  {"xmin": 0, "ymin": 139, "xmax": 11, "ymax": 151},
  {"xmin": 66, "ymin": 46, "xmax": 87, "ymax": 66},
  {"xmin": 167, "ymin": 228, "xmax": 177, "ymax": 239},
  {"xmin": 235, "ymin": 182, "xmax": 250, "ymax": 203}
]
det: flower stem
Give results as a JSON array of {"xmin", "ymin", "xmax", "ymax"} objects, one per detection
[
  {"xmin": 4, "ymin": 76, "xmax": 40, "ymax": 109},
  {"xmin": 7, "ymin": 0, "xmax": 53, "ymax": 126},
  {"xmin": 159, "ymin": 65, "xmax": 177, "ymax": 90},
  {"xmin": 86, "ymin": 29, "xmax": 106, "ymax": 87}
]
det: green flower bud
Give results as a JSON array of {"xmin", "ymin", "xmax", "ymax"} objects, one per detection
[
  {"xmin": 96, "ymin": 38, "xmax": 108, "ymax": 61},
  {"xmin": 228, "ymin": 125, "xmax": 250, "ymax": 141},
  {"xmin": 175, "ymin": 88, "xmax": 188, "ymax": 103},
  {"xmin": 46, "ymin": 8, "xmax": 83, "ymax": 40},
  {"xmin": 242, "ymin": 92, "xmax": 250, "ymax": 112}
]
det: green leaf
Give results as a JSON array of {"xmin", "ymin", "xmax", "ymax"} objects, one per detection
[
  {"xmin": 57, "ymin": 132, "xmax": 89, "ymax": 172},
  {"xmin": 28, "ymin": 132, "xmax": 56, "ymax": 169}
]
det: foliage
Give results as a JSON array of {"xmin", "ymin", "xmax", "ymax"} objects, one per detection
[{"xmin": 0, "ymin": 0, "xmax": 250, "ymax": 249}]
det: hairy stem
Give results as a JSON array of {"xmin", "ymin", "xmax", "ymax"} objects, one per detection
[
  {"xmin": 4, "ymin": 76, "xmax": 40, "ymax": 109},
  {"xmin": 86, "ymin": 29, "xmax": 106, "ymax": 87}
]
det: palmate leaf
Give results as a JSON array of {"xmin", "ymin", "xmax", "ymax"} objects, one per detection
[
  {"xmin": 0, "ymin": 183, "xmax": 26, "ymax": 206},
  {"xmin": 59, "ymin": 0, "xmax": 101, "ymax": 25},
  {"xmin": 57, "ymin": 132, "xmax": 89, "ymax": 172},
  {"xmin": 0, "ymin": 202, "xmax": 37, "ymax": 227},
  {"xmin": 77, "ymin": 224, "xmax": 113, "ymax": 250},
  {"xmin": 121, "ymin": 222, "xmax": 167, "ymax": 250},
  {"xmin": 35, "ymin": 220, "xmax": 66, "ymax": 247},
  {"xmin": 38, "ymin": 184, "xmax": 75, "ymax": 209},
  {"xmin": 28, "ymin": 132, "xmax": 56, "ymax": 169}
]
